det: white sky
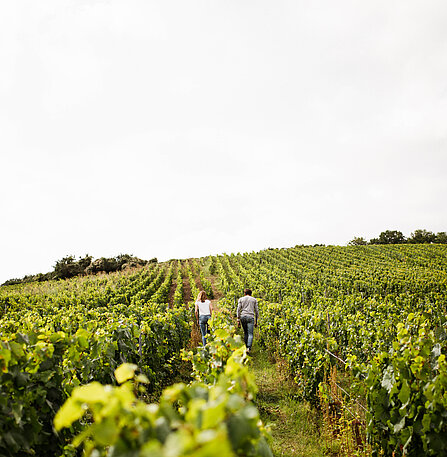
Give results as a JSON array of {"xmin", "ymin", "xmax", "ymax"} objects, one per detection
[{"xmin": 1, "ymin": 1, "xmax": 447, "ymax": 283}]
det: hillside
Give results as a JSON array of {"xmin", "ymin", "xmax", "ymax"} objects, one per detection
[{"xmin": 1, "ymin": 244, "xmax": 447, "ymax": 456}]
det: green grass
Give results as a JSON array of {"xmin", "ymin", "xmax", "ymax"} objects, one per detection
[{"xmin": 249, "ymin": 340, "xmax": 323, "ymax": 457}]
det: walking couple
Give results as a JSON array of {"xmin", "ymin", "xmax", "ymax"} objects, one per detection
[{"xmin": 195, "ymin": 288, "xmax": 258, "ymax": 352}]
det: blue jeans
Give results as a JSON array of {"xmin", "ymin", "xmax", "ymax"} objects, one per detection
[
  {"xmin": 240, "ymin": 316, "xmax": 255, "ymax": 349},
  {"xmin": 199, "ymin": 314, "xmax": 211, "ymax": 346}
]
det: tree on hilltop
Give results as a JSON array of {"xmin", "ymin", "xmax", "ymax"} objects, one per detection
[
  {"xmin": 408, "ymin": 229, "xmax": 436, "ymax": 244},
  {"xmin": 370, "ymin": 230, "xmax": 406, "ymax": 245}
]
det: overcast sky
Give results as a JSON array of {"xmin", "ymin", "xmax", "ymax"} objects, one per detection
[{"xmin": 1, "ymin": 1, "xmax": 446, "ymax": 284}]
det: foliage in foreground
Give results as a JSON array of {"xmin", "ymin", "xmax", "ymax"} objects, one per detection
[
  {"xmin": 364, "ymin": 323, "xmax": 447, "ymax": 456},
  {"xmin": 55, "ymin": 319, "xmax": 273, "ymax": 457},
  {"xmin": 0, "ymin": 306, "xmax": 190, "ymax": 456}
]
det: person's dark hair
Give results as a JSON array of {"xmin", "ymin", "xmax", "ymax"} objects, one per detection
[{"xmin": 244, "ymin": 288, "xmax": 252, "ymax": 296}]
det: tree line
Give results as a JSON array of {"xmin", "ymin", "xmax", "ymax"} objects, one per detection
[
  {"xmin": 349, "ymin": 229, "xmax": 447, "ymax": 246},
  {"xmin": 1, "ymin": 254, "xmax": 156, "ymax": 286}
]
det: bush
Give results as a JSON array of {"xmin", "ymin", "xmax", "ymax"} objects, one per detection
[{"xmin": 2, "ymin": 254, "xmax": 152, "ymax": 286}]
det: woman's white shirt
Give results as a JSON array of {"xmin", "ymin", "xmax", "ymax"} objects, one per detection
[{"xmin": 196, "ymin": 299, "xmax": 212, "ymax": 316}]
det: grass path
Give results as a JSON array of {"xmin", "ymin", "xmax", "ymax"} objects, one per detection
[
  {"xmin": 248, "ymin": 340, "xmax": 323, "ymax": 457},
  {"xmin": 205, "ymin": 276, "xmax": 324, "ymax": 456}
]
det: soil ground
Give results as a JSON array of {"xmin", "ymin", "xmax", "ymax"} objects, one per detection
[
  {"xmin": 207, "ymin": 274, "xmax": 224, "ymax": 301},
  {"xmin": 189, "ymin": 259, "xmax": 203, "ymax": 292},
  {"xmin": 181, "ymin": 266, "xmax": 192, "ymax": 304},
  {"xmin": 167, "ymin": 278, "xmax": 177, "ymax": 308}
]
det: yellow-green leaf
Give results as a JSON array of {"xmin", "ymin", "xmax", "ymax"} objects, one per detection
[
  {"xmin": 115, "ymin": 363, "xmax": 138, "ymax": 384},
  {"xmin": 54, "ymin": 398, "xmax": 85, "ymax": 430},
  {"xmin": 73, "ymin": 382, "xmax": 110, "ymax": 403}
]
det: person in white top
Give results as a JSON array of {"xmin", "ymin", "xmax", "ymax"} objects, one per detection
[{"xmin": 195, "ymin": 290, "xmax": 213, "ymax": 346}]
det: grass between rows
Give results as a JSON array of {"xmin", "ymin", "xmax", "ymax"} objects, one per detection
[{"xmin": 248, "ymin": 338, "xmax": 323, "ymax": 457}]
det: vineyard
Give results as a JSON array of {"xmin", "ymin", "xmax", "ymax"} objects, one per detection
[{"xmin": 1, "ymin": 244, "xmax": 447, "ymax": 456}]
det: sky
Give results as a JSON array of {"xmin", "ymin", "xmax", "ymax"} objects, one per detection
[{"xmin": 1, "ymin": 1, "xmax": 447, "ymax": 284}]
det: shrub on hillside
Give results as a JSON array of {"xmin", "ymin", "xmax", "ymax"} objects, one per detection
[
  {"xmin": 1, "ymin": 254, "xmax": 153, "ymax": 286},
  {"xmin": 54, "ymin": 255, "xmax": 92, "ymax": 279},
  {"xmin": 348, "ymin": 237, "xmax": 368, "ymax": 246}
]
